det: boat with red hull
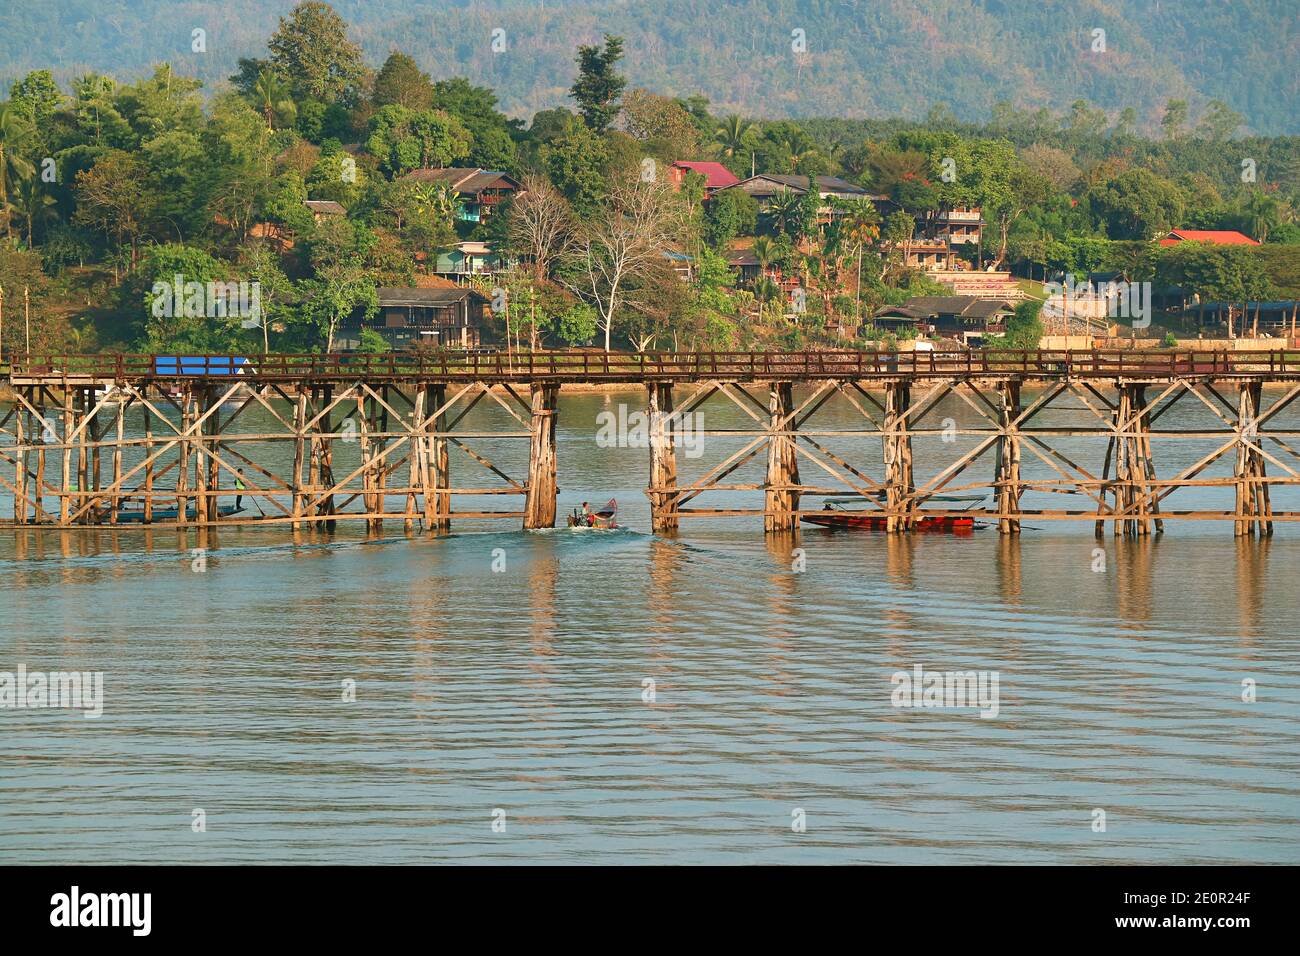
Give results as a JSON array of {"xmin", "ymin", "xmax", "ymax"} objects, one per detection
[
  {"xmin": 801, "ymin": 512, "xmax": 977, "ymax": 533},
  {"xmin": 801, "ymin": 495, "xmax": 986, "ymax": 534}
]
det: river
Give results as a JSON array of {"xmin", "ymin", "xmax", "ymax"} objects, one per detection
[{"xmin": 1, "ymin": 387, "xmax": 1298, "ymax": 863}]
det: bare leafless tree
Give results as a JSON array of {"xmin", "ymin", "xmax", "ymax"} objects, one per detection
[
  {"xmin": 507, "ymin": 174, "xmax": 574, "ymax": 281},
  {"xmin": 565, "ymin": 178, "xmax": 685, "ymax": 352}
]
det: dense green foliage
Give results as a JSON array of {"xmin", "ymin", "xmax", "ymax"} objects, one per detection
[{"xmin": 1, "ymin": 2, "xmax": 1299, "ymax": 358}]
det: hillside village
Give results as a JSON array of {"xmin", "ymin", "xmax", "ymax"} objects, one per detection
[{"xmin": 1, "ymin": 1, "xmax": 1299, "ymax": 360}]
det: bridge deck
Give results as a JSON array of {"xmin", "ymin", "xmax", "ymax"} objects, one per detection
[{"xmin": 7, "ymin": 349, "xmax": 1300, "ymax": 385}]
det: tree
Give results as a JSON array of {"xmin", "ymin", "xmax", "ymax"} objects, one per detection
[
  {"xmin": 879, "ymin": 209, "xmax": 915, "ymax": 278},
  {"xmin": 507, "ymin": 173, "xmax": 574, "ymax": 280},
  {"xmin": 998, "ymin": 300, "xmax": 1045, "ymax": 349},
  {"xmin": 268, "ymin": 1, "xmax": 366, "ymax": 104},
  {"xmin": 75, "ymin": 149, "xmax": 155, "ymax": 271},
  {"xmin": 836, "ymin": 197, "xmax": 880, "ymax": 323},
  {"xmin": 570, "ymin": 35, "xmax": 626, "ymax": 133},
  {"xmin": 0, "ymin": 103, "xmax": 35, "ymax": 239},
  {"xmin": 621, "ymin": 89, "xmax": 700, "ymax": 157},
  {"xmin": 1161, "ymin": 99, "xmax": 1188, "ymax": 140},
  {"xmin": 202, "ymin": 95, "xmax": 277, "ymax": 243},
  {"xmin": 366, "ymin": 105, "xmax": 472, "ymax": 175},
  {"xmin": 302, "ymin": 217, "xmax": 377, "ymax": 351},
  {"xmin": 9, "ymin": 71, "xmax": 64, "ymax": 129},
  {"xmin": 703, "ymin": 187, "xmax": 758, "ymax": 249},
  {"xmin": 539, "ymin": 117, "xmax": 610, "ymax": 218},
  {"xmin": 566, "ymin": 178, "xmax": 684, "ymax": 351},
  {"xmin": 11, "ymin": 175, "xmax": 56, "ymax": 245},
  {"xmin": 251, "ymin": 70, "xmax": 296, "ymax": 130},
  {"xmin": 765, "ymin": 187, "xmax": 813, "ymax": 239},
  {"xmin": 237, "ymin": 241, "xmax": 296, "ymax": 353},
  {"xmin": 373, "ymin": 53, "xmax": 434, "ymax": 110},
  {"xmin": 1197, "ymin": 100, "xmax": 1244, "ymax": 141},
  {"xmin": 714, "ymin": 115, "xmax": 756, "ymax": 161},
  {"xmin": 1087, "ymin": 168, "xmax": 1185, "ymax": 240}
]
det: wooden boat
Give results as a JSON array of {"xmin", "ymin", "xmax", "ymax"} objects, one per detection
[
  {"xmin": 567, "ymin": 498, "xmax": 618, "ymax": 529},
  {"xmin": 110, "ymin": 502, "xmax": 246, "ymax": 523},
  {"xmin": 801, "ymin": 495, "xmax": 986, "ymax": 534}
]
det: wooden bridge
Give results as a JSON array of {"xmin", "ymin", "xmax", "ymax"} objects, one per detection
[{"xmin": 3, "ymin": 349, "xmax": 1299, "ymax": 537}]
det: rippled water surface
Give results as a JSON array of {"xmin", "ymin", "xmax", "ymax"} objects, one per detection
[{"xmin": 2, "ymin": 388, "xmax": 1298, "ymax": 863}]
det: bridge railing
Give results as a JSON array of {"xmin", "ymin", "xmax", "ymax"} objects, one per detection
[{"xmin": 5, "ymin": 349, "xmax": 1298, "ymax": 381}]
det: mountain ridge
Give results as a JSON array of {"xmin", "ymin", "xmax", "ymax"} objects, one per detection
[{"xmin": 1, "ymin": 0, "xmax": 1296, "ymax": 133}]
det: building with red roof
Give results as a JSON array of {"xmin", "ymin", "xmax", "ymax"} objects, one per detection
[
  {"xmin": 1158, "ymin": 229, "xmax": 1260, "ymax": 246},
  {"xmin": 669, "ymin": 161, "xmax": 741, "ymax": 192}
]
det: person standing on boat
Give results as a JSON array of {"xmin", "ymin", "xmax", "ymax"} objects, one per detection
[
  {"xmin": 581, "ymin": 501, "xmax": 592, "ymax": 526},
  {"xmin": 234, "ymin": 470, "xmax": 246, "ymax": 511}
]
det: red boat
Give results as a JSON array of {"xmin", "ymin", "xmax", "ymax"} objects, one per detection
[{"xmin": 801, "ymin": 496, "xmax": 985, "ymax": 534}]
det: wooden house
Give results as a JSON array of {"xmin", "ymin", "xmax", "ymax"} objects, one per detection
[
  {"xmin": 339, "ymin": 287, "xmax": 492, "ymax": 350},
  {"xmin": 403, "ymin": 168, "xmax": 522, "ymax": 222}
]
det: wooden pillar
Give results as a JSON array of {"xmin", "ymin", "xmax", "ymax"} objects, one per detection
[
  {"xmin": 764, "ymin": 381, "xmax": 800, "ymax": 533},
  {"xmin": 647, "ymin": 382, "xmax": 679, "ymax": 532},
  {"xmin": 176, "ymin": 386, "xmax": 193, "ymax": 528},
  {"xmin": 88, "ymin": 390, "xmax": 102, "ymax": 523},
  {"xmin": 13, "ymin": 398, "xmax": 27, "ymax": 525},
  {"xmin": 76, "ymin": 388, "xmax": 91, "ymax": 524},
  {"xmin": 307, "ymin": 387, "xmax": 321, "ymax": 520},
  {"xmin": 142, "ymin": 401, "xmax": 154, "ymax": 524},
  {"xmin": 425, "ymin": 383, "xmax": 450, "ymax": 532},
  {"xmin": 375, "ymin": 385, "xmax": 390, "ymax": 532},
  {"xmin": 194, "ymin": 387, "xmax": 208, "ymax": 528},
  {"xmin": 357, "ymin": 390, "xmax": 380, "ymax": 534},
  {"xmin": 523, "ymin": 383, "xmax": 559, "ymax": 530},
  {"xmin": 1130, "ymin": 385, "xmax": 1162, "ymax": 536},
  {"xmin": 291, "ymin": 388, "xmax": 308, "ymax": 532},
  {"xmin": 59, "ymin": 387, "xmax": 74, "ymax": 525},
  {"xmin": 883, "ymin": 381, "xmax": 913, "ymax": 533},
  {"xmin": 406, "ymin": 386, "xmax": 424, "ymax": 532},
  {"xmin": 34, "ymin": 392, "xmax": 46, "ymax": 525},
  {"xmin": 995, "ymin": 380, "xmax": 1021, "ymax": 534},
  {"xmin": 1235, "ymin": 382, "xmax": 1272, "ymax": 537},
  {"xmin": 110, "ymin": 394, "xmax": 124, "ymax": 524},
  {"xmin": 319, "ymin": 385, "xmax": 336, "ymax": 530}
]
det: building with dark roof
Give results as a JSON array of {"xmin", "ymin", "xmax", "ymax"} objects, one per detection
[
  {"xmin": 340, "ymin": 286, "xmax": 492, "ymax": 350},
  {"xmin": 403, "ymin": 168, "xmax": 522, "ymax": 222},
  {"xmin": 874, "ymin": 296, "xmax": 1013, "ymax": 342}
]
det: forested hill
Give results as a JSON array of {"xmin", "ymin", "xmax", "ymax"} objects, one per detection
[{"xmin": 2, "ymin": 0, "xmax": 1297, "ymax": 133}]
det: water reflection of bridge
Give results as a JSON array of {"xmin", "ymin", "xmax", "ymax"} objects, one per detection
[{"xmin": 4, "ymin": 350, "xmax": 1299, "ymax": 536}]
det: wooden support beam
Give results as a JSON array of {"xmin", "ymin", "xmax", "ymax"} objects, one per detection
[
  {"xmin": 523, "ymin": 383, "xmax": 559, "ymax": 530},
  {"xmin": 426, "ymin": 384, "xmax": 451, "ymax": 531},
  {"xmin": 291, "ymin": 389, "xmax": 308, "ymax": 532},
  {"xmin": 647, "ymin": 382, "xmax": 679, "ymax": 532},
  {"xmin": 883, "ymin": 381, "xmax": 913, "ymax": 533},
  {"xmin": 1236, "ymin": 382, "xmax": 1273, "ymax": 537},
  {"xmin": 764, "ymin": 382, "xmax": 800, "ymax": 533},
  {"xmin": 995, "ymin": 380, "xmax": 1022, "ymax": 534}
]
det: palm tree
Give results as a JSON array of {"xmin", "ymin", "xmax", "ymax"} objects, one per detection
[
  {"xmin": 714, "ymin": 115, "xmax": 755, "ymax": 160},
  {"xmin": 0, "ymin": 104, "xmax": 36, "ymax": 240},
  {"xmin": 252, "ymin": 70, "xmax": 295, "ymax": 131},
  {"xmin": 838, "ymin": 198, "xmax": 880, "ymax": 323},
  {"xmin": 11, "ymin": 174, "xmax": 56, "ymax": 245},
  {"xmin": 767, "ymin": 188, "xmax": 805, "ymax": 238},
  {"xmin": 1242, "ymin": 189, "xmax": 1281, "ymax": 243},
  {"xmin": 777, "ymin": 131, "xmax": 819, "ymax": 176}
]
